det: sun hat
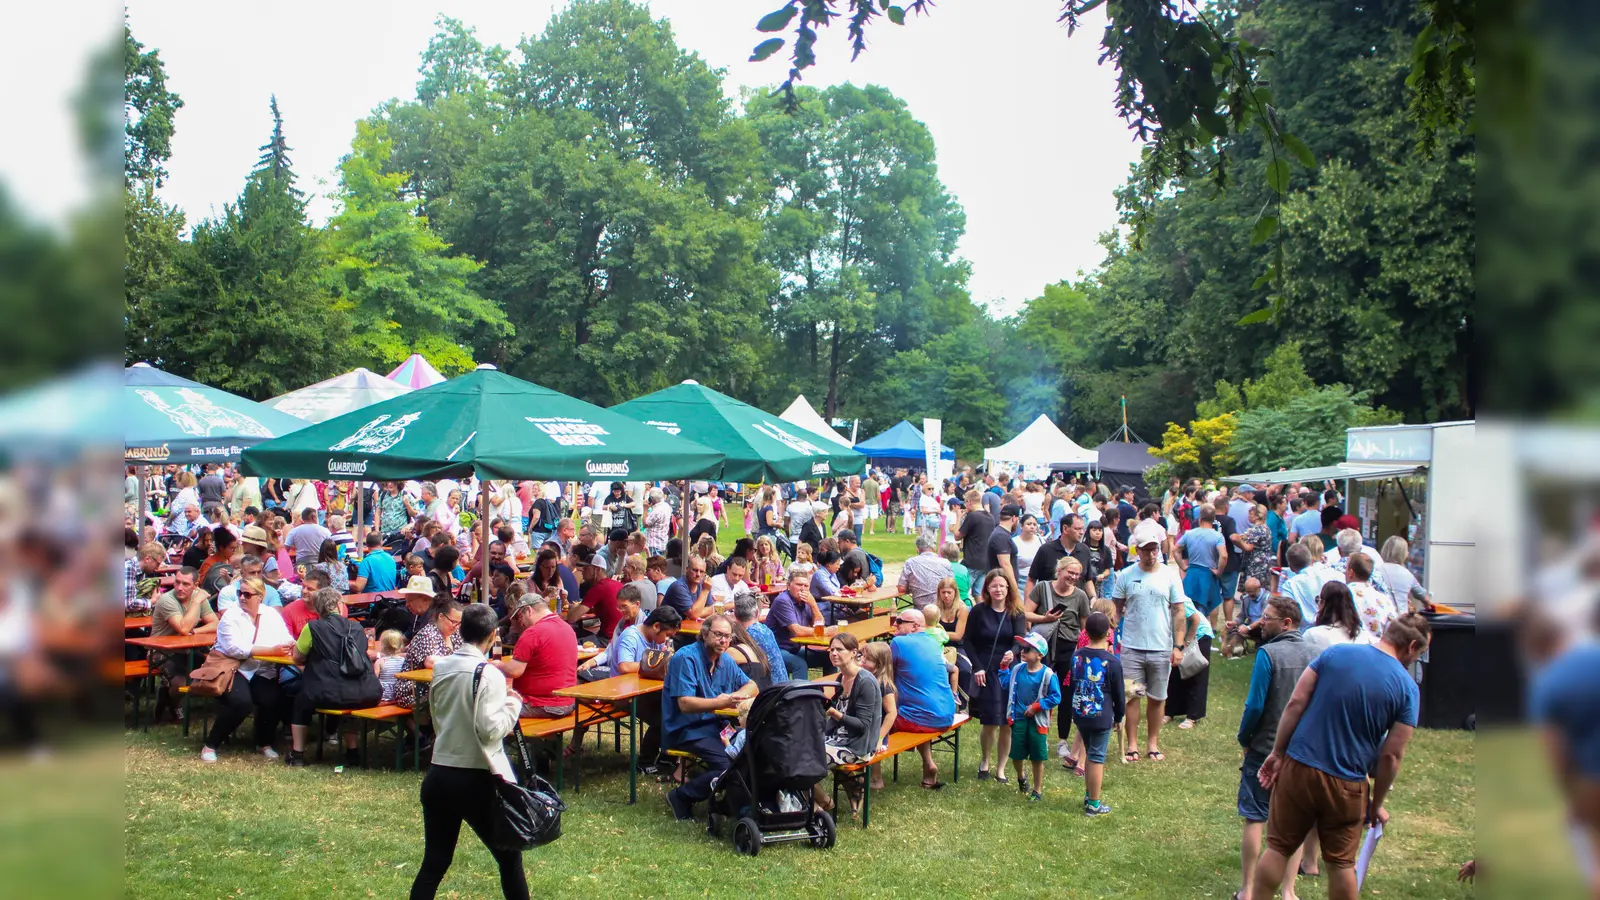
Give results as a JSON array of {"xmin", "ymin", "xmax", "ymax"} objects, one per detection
[
  {"xmin": 239, "ymin": 524, "xmax": 270, "ymax": 548},
  {"xmin": 399, "ymin": 575, "xmax": 435, "ymax": 600}
]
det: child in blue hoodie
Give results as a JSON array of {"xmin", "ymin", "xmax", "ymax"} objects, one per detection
[{"xmin": 1007, "ymin": 632, "xmax": 1062, "ymax": 802}]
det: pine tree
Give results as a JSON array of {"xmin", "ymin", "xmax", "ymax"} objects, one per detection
[{"xmin": 255, "ymin": 95, "xmax": 299, "ymax": 196}]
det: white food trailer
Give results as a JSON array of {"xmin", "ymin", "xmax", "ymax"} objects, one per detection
[{"xmin": 1224, "ymin": 420, "xmax": 1474, "ymax": 607}]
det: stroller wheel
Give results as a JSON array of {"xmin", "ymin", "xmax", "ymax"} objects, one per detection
[
  {"xmin": 733, "ymin": 817, "xmax": 762, "ymax": 856},
  {"xmin": 810, "ymin": 810, "xmax": 836, "ymax": 849},
  {"xmin": 707, "ymin": 813, "xmax": 724, "ymax": 838}
]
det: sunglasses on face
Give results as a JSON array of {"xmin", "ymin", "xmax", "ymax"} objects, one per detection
[{"xmin": 239, "ymin": 590, "xmax": 258, "ymax": 599}]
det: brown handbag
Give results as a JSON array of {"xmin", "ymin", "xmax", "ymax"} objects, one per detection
[
  {"xmin": 638, "ymin": 647, "xmax": 672, "ymax": 681},
  {"xmin": 187, "ymin": 649, "xmax": 241, "ymax": 697}
]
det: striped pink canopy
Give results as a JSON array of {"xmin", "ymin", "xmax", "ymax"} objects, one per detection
[{"xmin": 386, "ymin": 353, "xmax": 447, "ymax": 389}]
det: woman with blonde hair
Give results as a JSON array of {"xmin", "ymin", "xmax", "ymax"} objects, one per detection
[
  {"xmin": 693, "ymin": 533, "xmax": 722, "ymax": 573},
  {"xmin": 966, "ymin": 569, "xmax": 1028, "ymax": 781},
  {"xmin": 859, "ymin": 641, "xmax": 899, "ymax": 791},
  {"xmin": 1379, "ymin": 535, "xmax": 1420, "ymax": 601},
  {"xmin": 750, "ymin": 535, "xmax": 785, "ymax": 588},
  {"xmin": 935, "ymin": 576, "xmax": 973, "ymax": 696}
]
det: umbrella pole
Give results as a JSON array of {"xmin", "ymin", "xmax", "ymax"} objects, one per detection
[
  {"xmin": 136, "ymin": 465, "xmax": 146, "ymax": 533},
  {"xmin": 354, "ymin": 482, "xmax": 364, "ymax": 544},
  {"xmin": 479, "ymin": 484, "xmax": 490, "ymax": 604}
]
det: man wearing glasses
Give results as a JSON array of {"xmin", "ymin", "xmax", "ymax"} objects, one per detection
[{"xmin": 662, "ymin": 614, "xmax": 758, "ymax": 821}]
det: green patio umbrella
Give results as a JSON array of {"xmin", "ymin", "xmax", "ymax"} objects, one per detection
[
  {"xmin": 239, "ymin": 366, "xmax": 725, "ymax": 483},
  {"xmin": 611, "ymin": 380, "xmax": 866, "ymax": 483},
  {"xmin": 126, "ymin": 362, "xmax": 310, "ymax": 465}
]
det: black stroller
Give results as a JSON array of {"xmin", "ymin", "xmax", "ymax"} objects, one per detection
[{"xmin": 707, "ymin": 681, "xmax": 837, "ymax": 855}]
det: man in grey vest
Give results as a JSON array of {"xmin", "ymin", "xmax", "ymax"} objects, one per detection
[{"xmin": 1234, "ymin": 595, "xmax": 1318, "ymax": 900}]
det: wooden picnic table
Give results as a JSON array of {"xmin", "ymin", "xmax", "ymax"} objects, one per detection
[
  {"xmin": 794, "ymin": 615, "xmax": 895, "ymax": 647},
  {"xmin": 341, "ymin": 590, "xmax": 403, "ymax": 608},
  {"xmin": 395, "ymin": 649, "xmax": 598, "ymax": 684},
  {"xmin": 126, "ymin": 632, "xmax": 217, "ymax": 652},
  {"xmin": 125, "ymin": 616, "xmax": 153, "ymax": 631},
  {"xmin": 553, "ymin": 673, "xmax": 664, "ymax": 804}
]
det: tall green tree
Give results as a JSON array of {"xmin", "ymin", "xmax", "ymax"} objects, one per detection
[
  {"xmin": 123, "ymin": 22, "xmax": 183, "ymax": 188},
  {"xmin": 746, "ymin": 83, "xmax": 967, "ymax": 418},
  {"xmin": 123, "ymin": 22, "xmax": 187, "ymax": 366},
  {"xmin": 326, "ymin": 120, "xmax": 507, "ymax": 375},
  {"xmin": 148, "ymin": 102, "xmax": 352, "ymax": 398}
]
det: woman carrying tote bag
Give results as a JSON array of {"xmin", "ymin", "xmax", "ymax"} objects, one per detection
[{"xmin": 410, "ymin": 604, "xmax": 528, "ymax": 900}]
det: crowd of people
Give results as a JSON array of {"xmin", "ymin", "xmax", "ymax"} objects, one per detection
[{"xmin": 125, "ymin": 462, "xmax": 1452, "ymax": 900}]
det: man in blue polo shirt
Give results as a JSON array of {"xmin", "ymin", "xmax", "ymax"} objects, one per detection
[
  {"xmin": 663, "ymin": 614, "xmax": 757, "ymax": 821},
  {"xmin": 1289, "ymin": 490, "xmax": 1322, "ymax": 542},
  {"xmin": 1252, "ymin": 614, "xmax": 1428, "ymax": 900},
  {"xmin": 351, "ymin": 533, "xmax": 397, "ymax": 593}
]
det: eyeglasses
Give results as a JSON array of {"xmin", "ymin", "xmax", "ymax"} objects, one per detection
[
  {"xmin": 442, "ymin": 616, "xmax": 462, "ymax": 626},
  {"xmin": 708, "ymin": 630, "xmax": 733, "ymax": 640}
]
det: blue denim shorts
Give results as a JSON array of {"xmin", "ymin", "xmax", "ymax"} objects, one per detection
[
  {"xmin": 1238, "ymin": 749, "xmax": 1272, "ymax": 822},
  {"xmin": 1080, "ymin": 727, "xmax": 1111, "ymax": 765}
]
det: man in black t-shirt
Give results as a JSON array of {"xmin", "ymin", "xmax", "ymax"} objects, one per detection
[
  {"xmin": 986, "ymin": 504, "xmax": 1020, "ymax": 583},
  {"xmin": 956, "ymin": 489, "xmax": 996, "ymax": 573},
  {"xmin": 1116, "ymin": 488, "xmax": 1138, "ymax": 545},
  {"xmin": 1027, "ymin": 512, "xmax": 1096, "ymax": 600}
]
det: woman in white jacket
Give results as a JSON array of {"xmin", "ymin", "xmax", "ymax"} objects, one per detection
[{"xmin": 410, "ymin": 603, "xmax": 527, "ymax": 900}]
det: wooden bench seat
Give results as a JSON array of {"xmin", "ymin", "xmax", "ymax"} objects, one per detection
[
  {"xmin": 519, "ymin": 707, "xmax": 608, "ymax": 739},
  {"xmin": 317, "ymin": 705, "xmax": 412, "ymax": 721},
  {"xmin": 830, "ymin": 713, "xmax": 971, "ymax": 828},
  {"xmin": 125, "ymin": 660, "xmax": 152, "ymax": 680}
]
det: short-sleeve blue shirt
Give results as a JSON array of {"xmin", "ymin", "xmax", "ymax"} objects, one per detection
[
  {"xmin": 746, "ymin": 622, "xmax": 790, "ymax": 682},
  {"xmin": 604, "ymin": 623, "xmax": 666, "ymax": 678},
  {"xmin": 1177, "ymin": 527, "xmax": 1224, "ymax": 569},
  {"xmin": 663, "ymin": 642, "xmax": 751, "ymax": 749},
  {"xmin": 1287, "ymin": 643, "xmax": 1419, "ymax": 782},
  {"xmin": 356, "ymin": 550, "xmax": 398, "ymax": 592},
  {"xmin": 1530, "ymin": 643, "xmax": 1600, "ymax": 779},
  {"xmin": 891, "ymin": 631, "xmax": 956, "ymax": 729},
  {"xmin": 766, "ymin": 590, "xmax": 807, "ymax": 653}
]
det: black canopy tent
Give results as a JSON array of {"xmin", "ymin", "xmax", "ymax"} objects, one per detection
[{"xmin": 1093, "ymin": 440, "xmax": 1160, "ymax": 502}]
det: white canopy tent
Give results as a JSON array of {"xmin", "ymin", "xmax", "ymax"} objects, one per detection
[
  {"xmin": 778, "ymin": 394, "xmax": 854, "ymax": 449},
  {"xmin": 265, "ymin": 367, "xmax": 413, "ymax": 424},
  {"xmin": 984, "ymin": 414, "xmax": 1099, "ymax": 472}
]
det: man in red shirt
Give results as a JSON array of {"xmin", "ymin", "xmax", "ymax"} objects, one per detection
[
  {"xmin": 280, "ymin": 568, "xmax": 331, "ymax": 639},
  {"xmin": 495, "ymin": 594, "xmax": 577, "ymax": 718},
  {"xmin": 568, "ymin": 545, "xmax": 624, "ymax": 644}
]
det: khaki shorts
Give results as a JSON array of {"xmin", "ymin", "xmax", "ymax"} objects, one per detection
[{"xmin": 1264, "ymin": 757, "xmax": 1368, "ymax": 869}]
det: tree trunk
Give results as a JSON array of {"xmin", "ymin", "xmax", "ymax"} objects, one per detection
[{"xmin": 825, "ymin": 326, "xmax": 841, "ymax": 419}]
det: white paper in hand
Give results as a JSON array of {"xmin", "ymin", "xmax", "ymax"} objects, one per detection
[{"xmin": 1355, "ymin": 822, "xmax": 1384, "ymax": 887}]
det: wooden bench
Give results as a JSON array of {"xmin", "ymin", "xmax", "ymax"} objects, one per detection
[
  {"xmin": 514, "ymin": 708, "xmax": 616, "ymax": 790},
  {"xmin": 124, "ymin": 660, "xmax": 154, "ymax": 730},
  {"xmin": 831, "ymin": 713, "xmax": 971, "ymax": 828},
  {"xmin": 316, "ymin": 705, "xmax": 416, "ymax": 771}
]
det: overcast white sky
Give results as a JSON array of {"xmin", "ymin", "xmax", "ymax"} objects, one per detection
[{"xmin": 26, "ymin": 1, "xmax": 1143, "ymax": 313}]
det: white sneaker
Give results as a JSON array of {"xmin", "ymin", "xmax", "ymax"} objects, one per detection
[
  {"xmin": 261, "ymin": 746, "xmax": 280, "ymax": 760},
  {"xmin": 1057, "ymin": 740, "xmax": 1070, "ymax": 759},
  {"xmin": 200, "ymin": 748, "xmax": 218, "ymax": 763}
]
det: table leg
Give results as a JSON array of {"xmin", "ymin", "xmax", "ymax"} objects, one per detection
[
  {"xmin": 571, "ymin": 702, "xmax": 583, "ymax": 794},
  {"xmin": 180, "ymin": 649, "xmax": 194, "ymax": 737},
  {"xmin": 628, "ymin": 695, "xmax": 638, "ymax": 805},
  {"xmin": 953, "ymin": 728, "xmax": 961, "ymax": 783}
]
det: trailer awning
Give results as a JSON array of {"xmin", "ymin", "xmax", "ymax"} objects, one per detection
[{"xmin": 1221, "ymin": 463, "xmax": 1424, "ymax": 485}]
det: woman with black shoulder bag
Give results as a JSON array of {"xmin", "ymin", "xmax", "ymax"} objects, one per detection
[{"xmin": 410, "ymin": 603, "xmax": 529, "ymax": 900}]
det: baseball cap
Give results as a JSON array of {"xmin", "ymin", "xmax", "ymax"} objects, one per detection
[
  {"xmin": 1132, "ymin": 520, "xmax": 1166, "ymax": 548},
  {"xmin": 836, "ymin": 528, "xmax": 857, "ymax": 543},
  {"xmin": 1335, "ymin": 514, "xmax": 1361, "ymax": 531},
  {"xmin": 572, "ymin": 544, "xmax": 601, "ymax": 568},
  {"xmin": 999, "ymin": 504, "xmax": 1021, "ymax": 520},
  {"xmin": 1014, "ymin": 632, "xmax": 1048, "ymax": 656},
  {"xmin": 607, "ymin": 527, "xmax": 630, "ymax": 543},
  {"xmin": 1237, "ymin": 484, "xmax": 1256, "ymax": 495}
]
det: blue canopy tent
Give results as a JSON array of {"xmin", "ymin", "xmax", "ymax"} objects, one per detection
[{"xmin": 854, "ymin": 420, "xmax": 955, "ymax": 465}]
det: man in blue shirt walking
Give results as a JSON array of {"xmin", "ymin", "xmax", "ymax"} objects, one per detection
[{"xmin": 1252, "ymin": 613, "xmax": 1430, "ymax": 900}]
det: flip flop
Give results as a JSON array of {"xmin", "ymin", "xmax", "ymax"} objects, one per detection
[
  {"xmin": 1146, "ymin": 750, "xmax": 1166, "ymax": 762},
  {"xmin": 1072, "ymin": 765, "xmax": 1086, "ymax": 778},
  {"xmin": 920, "ymin": 780, "xmax": 945, "ymax": 790},
  {"xmin": 1123, "ymin": 750, "xmax": 1140, "ymax": 763},
  {"xmin": 1178, "ymin": 719, "xmax": 1195, "ymax": 730}
]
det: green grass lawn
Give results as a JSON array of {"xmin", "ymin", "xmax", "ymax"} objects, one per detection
[
  {"xmin": 124, "ymin": 504, "xmax": 1476, "ymax": 898},
  {"xmin": 125, "ymin": 658, "xmax": 1474, "ymax": 899}
]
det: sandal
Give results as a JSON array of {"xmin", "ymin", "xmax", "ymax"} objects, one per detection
[
  {"xmin": 994, "ymin": 773, "xmax": 1009, "ymax": 786},
  {"xmin": 1123, "ymin": 750, "xmax": 1140, "ymax": 764},
  {"xmin": 1071, "ymin": 765, "xmax": 1086, "ymax": 778},
  {"xmin": 920, "ymin": 780, "xmax": 945, "ymax": 790},
  {"xmin": 1146, "ymin": 750, "xmax": 1166, "ymax": 762},
  {"xmin": 1178, "ymin": 719, "xmax": 1195, "ymax": 730}
]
